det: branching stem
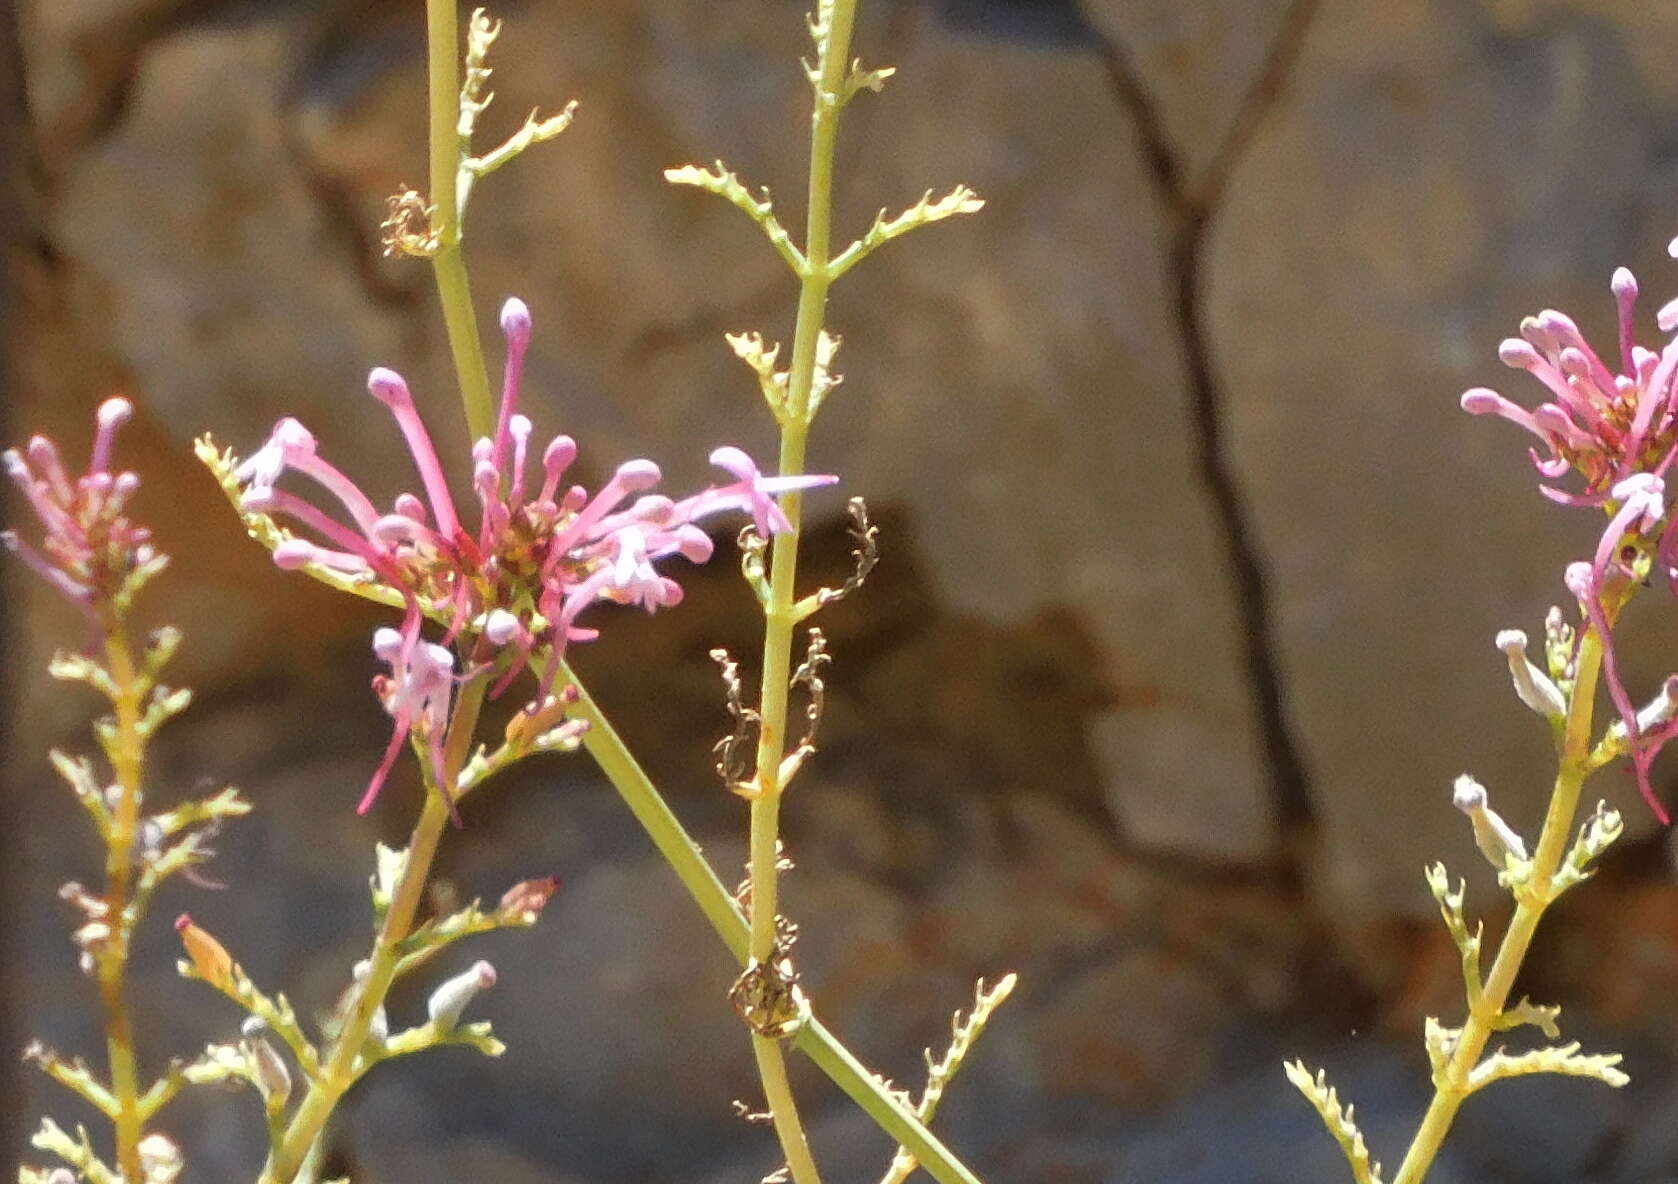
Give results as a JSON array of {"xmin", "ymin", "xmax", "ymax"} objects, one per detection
[
  {"xmin": 1390, "ymin": 628, "xmax": 1606, "ymax": 1184},
  {"xmin": 98, "ymin": 622, "xmax": 147, "ymax": 1184},
  {"xmin": 262, "ymin": 678, "xmax": 487, "ymax": 1184},
  {"xmin": 428, "ymin": 0, "xmax": 493, "ymax": 440},
  {"xmin": 737, "ymin": 3, "xmax": 860, "ymax": 1181}
]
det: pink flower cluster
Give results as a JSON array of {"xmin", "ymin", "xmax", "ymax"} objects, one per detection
[
  {"xmin": 235, "ymin": 298, "xmax": 833, "ymax": 811},
  {"xmin": 1463, "ymin": 266, "xmax": 1678, "ymax": 820},
  {"xmin": 1462, "ymin": 267, "xmax": 1678, "ymax": 507},
  {"xmin": 2, "ymin": 397, "xmax": 156, "ymax": 616}
]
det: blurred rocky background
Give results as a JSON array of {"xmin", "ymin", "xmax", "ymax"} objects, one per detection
[{"xmin": 11, "ymin": 0, "xmax": 1678, "ymax": 1179}]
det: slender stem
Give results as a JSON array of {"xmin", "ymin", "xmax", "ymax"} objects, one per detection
[
  {"xmin": 1390, "ymin": 628, "xmax": 1606, "ymax": 1184},
  {"xmin": 558, "ymin": 664, "xmax": 985, "ymax": 1184},
  {"xmin": 736, "ymin": 6, "xmax": 860, "ymax": 1181},
  {"xmin": 263, "ymin": 679, "xmax": 487, "ymax": 1184},
  {"xmin": 427, "ymin": 0, "xmax": 493, "ymax": 439},
  {"xmin": 98, "ymin": 623, "xmax": 147, "ymax": 1184}
]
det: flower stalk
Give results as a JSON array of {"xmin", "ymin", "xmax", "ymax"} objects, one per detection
[
  {"xmin": 1389, "ymin": 626, "xmax": 1606, "ymax": 1184},
  {"xmin": 427, "ymin": 0, "xmax": 493, "ymax": 440},
  {"xmin": 96, "ymin": 622, "xmax": 148, "ymax": 1184},
  {"xmin": 261, "ymin": 677, "xmax": 487, "ymax": 1184},
  {"xmin": 734, "ymin": 1, "xmax": 862, "ymax": 1178}
]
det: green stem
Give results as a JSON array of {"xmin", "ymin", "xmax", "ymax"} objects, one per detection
[
  {"xmin": 262, "ymin": 679, "xmax": 487, "ymax": 1184},
  {"xmin": 427, "ymin": 0, "xmax": 493, "ymax": 440},
  {"xmin": 98, "ymin": 624, "xmax": 147, "ymax": 1184},
  {"xmin": 559, "ymin": 667, "xmax": 985, "ymax": 1184},
  {"xmin": 1390, "ymin": 629, "xmax": 1605, "ymax": 1184},
  {"xmin": 736, "ymin": 4, "xmax": 860, "ymax": 1180}
]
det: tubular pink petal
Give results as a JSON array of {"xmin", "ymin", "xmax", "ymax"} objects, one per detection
[
  {"xmin": 708, "ymin": 445, "xmax": 758, "ymax": 481},
  {"xmin": 508, "ymin": 415, "xmax": 532, "ymax": 505},
  {"xmin": 549, "ymin": 461, "xmax": 664, "ymax": 560},
  {"xmin": 672, "ymin": 524, "xmax": 714, "ymax": 563},
  {"xmin": 493, "ymin": 299, "xmax": 533, "ymax": 473},
  {"xmin": 1627, "ymin": 339, "xmax": 1678, "ymax": 462},
  {"xmin": 358, "ymin": 723, "xmax": 409, "ymax": 815},
  {"xmin": 753, "ymin": 473, "xmax": 840, "ymax": 494},
  {"xmin": 282, "ymin": 452, "xmax": 383, "ymax": 536},
  {"xmin": 394, "ymin": 493, "xmax": 429, "ymax": 523},
  {"xmin": 2, "ymin": 530, "xmax": 92, "ymax": 603},
  {"xmin": 369, "ymin": 368, "xmax": 462, "ymax": 539},
  {"xmin": 1613, "ymin": 267, "xmax": 1639, "ymax": 374},
  {"xmin": 25, "ymin": 437, "xmax": 73, "ymax": 503},
  {"xmin": 539, "ymin": 436, "xmax": 578, "ymax": 505},
  {"xmin": 246, "ymin": 487, "xmax": 386, "ymax": 563},
  {"xmin": 89, "ymin": 398, "xmax": 132, "ymax": 475}
]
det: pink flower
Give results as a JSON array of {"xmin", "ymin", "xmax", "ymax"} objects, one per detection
[
  {"xmin": 1564, "ymin": 475, "xmax": 1677, "ymax": 822},
  {"xmin": 2, "ymin": 397, "xmax": 157, "ymax": 616},
  {"xmin": 367, "ymin": 626, "xmax": 457, "ymax": 817},
  {"xmin": 1467, "ymin": 269, "xmax": 1678, "ymax": 821},
  {"xmin": 1462, "ymin": 268, "xmax": 1678, "ymax": 506},
  {"xmin": 233, "ymin": 298, "xmax": 836, "ymax": 811}
]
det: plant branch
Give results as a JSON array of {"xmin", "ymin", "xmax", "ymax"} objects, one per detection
[
  {"xmin": 261, "ymin": 677, "xmax": 487, "ymax": 1184},
  {"xmin": 97, "ymin": 622, "xmax": 148, "ymax": 1184},
  {"xmin": 1390, "ymin": 628, "xmax": 1608, "ymax": 1184}
]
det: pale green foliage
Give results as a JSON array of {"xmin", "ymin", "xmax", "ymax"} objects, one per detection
[
  {"xmin": 1468, "ymin": 1044, "xmax": 1627, "ymax": 1092},
  {"xmin": 1282, "ymin": 1062, "xmax": 1383, "ymax": 1184},
  {"xmin": 175, "ymin": 948, "xmax": 321, "ymax": 1081},
  {"xmin": 24, "ymin": 1118, "xmax": 119, "ymax": 1184},
  {"xmin": 364, "ymin": 1016, "xmax": 505, "ymax": 1067},
  {"xmin": 829, "ymin": 186, "xmax": 985, "ymax": 279},
  {"xmin": 50, "ymin": 749, "xmax": 110, "ymax": 831},
  {"xmin": 1549, "ymin": 800, "xmax": 1623, "ymax": 902},
  {"xmin": 391, "ymin": 882, "xmax": 553, "ymax": 976},
  {"xmin": 382, "ymin": 5, "xmax": 578, "ymax": 255},
  {"xmin": 726, "ymin": 331, "xmax": 789, "ymax": 415},
  {"xmin": 455, "ymin": 5, "xmax": 577, "ymax": 185},
  {"xmin": 1423, "ymin": 863, "xmax": 1483, "ymax": 1013},
  {"xmin": 141, "ymin": 1043, "xmax": 266, "ymax": 1121},
  {"xmin": 664, "ymin": 163, "xmax": 805, "ymax": 273},
  {"xmin": 878, "ymin": 975, "xmax": 1016, "ymax": 1184},
  {"xmin": 24, "ymin": 1043, "xmax": 118, "ymax": 1118},
  {"xmin": 1494, "ymin": 996, "xmax": 1562, "ymax": 1039}
]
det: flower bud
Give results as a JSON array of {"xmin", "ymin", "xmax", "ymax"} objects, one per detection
[
  {"xmin": 1495, "ymin": 629, "xmax": 1567, "ymax": 717},
  {"xmin": 500, "ymin": 297, "xmax": 533, "ymax": 348},
  {"xmin": 240, "ymin": 1017, "xmax": 292, "ymax": 1106},
  {"xmin": 498, "ymin": 876, "xmax": 559, "ymax": 924},
  {"xmin": 175, "ymin": 913, "xmax": 234, "ymax": 990},
  {"xmin": 1453, "ymin": 774, "xmax": 1529, "ymax": 869},
  {"xmin": 427, "ymin": 960, "xmax": 497, "ymax": 1030},
  {"xmin": 250, "ymin": 1036, "xmax": 292, "ymax": 1105},
  {"xmin": 138, "ymin": 1132, "xmax": 183, "ymax": 1184},
  {"xmin": 484, "ymin": 609, "xmax": 520, "ymax": 646},
  {"xmin": 1637, "ymin": 674, "xmax": 1678, "ymax": 734}
]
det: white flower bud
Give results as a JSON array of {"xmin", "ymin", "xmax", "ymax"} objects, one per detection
[
  {"xmin": 1636, "ymin": 674, "xmax": 1678, "ymax": 734},
  {"xmin": 240, "ymin": 1020, "xmax": 291, "ymax": 1106},
  {"xmin": 427, "ymin": 959, "xmax": 498, "ymax": 1030},
  {"xmin": 1453, "ymin": 774, "xmax": 1529, "ymax": 869},
  {"xmin": 1496, "ymin": 630, "xmax": 1567, "ymax": 717},
  {"xmin": 138, "ymin": 1132, "xmax": 183, "ymax": 1184}
]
